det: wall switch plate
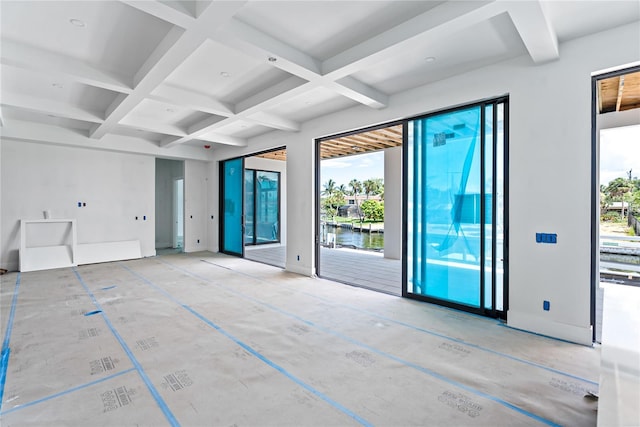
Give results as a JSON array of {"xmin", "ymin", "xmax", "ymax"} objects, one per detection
[{"xmin": 543, "ymin": 300, "xmax": 550, "ymax": 311}]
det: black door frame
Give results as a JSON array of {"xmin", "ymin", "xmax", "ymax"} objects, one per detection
[{"xmin": 590, "ymin": 64, "xmax": 640, "ymax": 341}]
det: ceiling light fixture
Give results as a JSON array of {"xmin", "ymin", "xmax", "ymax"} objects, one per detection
[
  {"xmin": 69, "ymin": 18, "xmax": 85, "ymax": 27},
  {"xmin": 425, "ymin": 56, "xmax": 436, "ymax": 62},
  {"xmin": 220, "ymin": 71, "xmax": 231, "ymax": 78},
  {"xmin": 268, "ymin": 56, "xmax": 277, "ymax": 62}
]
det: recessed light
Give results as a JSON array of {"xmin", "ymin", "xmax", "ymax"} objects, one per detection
[
  {"xmin": 425, "ymin": 56, "xmax": 436, "ymax": 62},
  {"xmin": 69, "ymin": 18, "xmax": 85, "ymax": 27},
  {"xmin": 52, "ymin": 83, "xmax": 63, "ymax": 89},
  {"xmin": 220, "ymin": 71, "xmax": 231, "ymax": 78},
  {"xmin": 268, "ymin": 56, "xmax": 277, "ymax": 62}
]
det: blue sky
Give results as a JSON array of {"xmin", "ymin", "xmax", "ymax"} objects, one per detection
[
  {"xmin": 600, "ymin": 124, "xmax": 640, "ymax": 185},
  {"xmin": 320, "ymin": 151, "xmax": 384, "ymax": 188}
]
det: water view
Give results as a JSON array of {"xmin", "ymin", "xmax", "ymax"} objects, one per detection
[{"xmin": 322, "ymin": 225, "xmax": 384, "ymax": 251}]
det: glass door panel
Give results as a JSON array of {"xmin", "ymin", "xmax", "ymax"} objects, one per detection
[
  {"xmin": 406, "ymin": 98, "xmax": 506, "ymax": 316},
  {"xmin": 255, "ymin": 171, "xmax": 280, "ymax": 244},
  {"xmin": 244, "ymin": 169, "xmax": 280, "ymax": 245},
  {"xmin": 221, "ymin": 158, "xmax": 243, "ymax": 256},
  {"xmin": 244, "ymin": 170, "xmax": 255, "ymax": 245},
  {"xmin": 407, "ymin": 106, "xmax": 483, "ymax": 307}
]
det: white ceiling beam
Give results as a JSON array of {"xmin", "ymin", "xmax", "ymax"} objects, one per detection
[
  {"xmin": 220, "ymin": 18, "xmax": 322, "ymax": 79},
  {"xmin": 0, "ymin": 40, "xmax": 132, "ymax": 94},
  {"xmin": 117, "ymin": 119, "xmax": 186, "ymax": 137},
  {"xmin": 218, "ymin": 19, "xmax": 388, "ymax": 109},
  {"xmin": 235, "ymin": 77, "xmax": 311, "ymax": 113},
  {"xmin": 322, "ymin": 1, "xmax": 505, "ymax": 80},
  {"xmin": 120, "ymin": 0, "xmax": 196, "ymax": 28},
  {"xmin": 163, "ymin": 132, "xmax": 247, "ymax": 148},
  {"xmin": 245, "ymin": 112, "xmax": 300, "ymax": 132},
  {"xmin": 186, "ymin": 115, "xmax": 228, "ymax": 134},
  {"xmin": 150, "ymin": 84, "xmax": 234, "ymax": 116},
  {"xmin": 181, "ymin": 79, "xmax": 312, "ymax": 137},
  {"xmin": 90, "ymin": 1, "xmax": 246, "ymax": 140},
  {"xmin": 507, "ymin": 0, "xmax": 559, "ymax": 64},
  {"xmin": 198, "ymin": 134, "xmax": 248, "ymax": 147},
  {"xmin": 330, "ymin": 77, "xmax": 388, "ymax": 109},
  {"xmin": 2, "ymin": 118, "xmax": 211, "ymax": 160},
  {"xmin": 1, "ymin": 92, "xmax": 105, "ymax": 123}
]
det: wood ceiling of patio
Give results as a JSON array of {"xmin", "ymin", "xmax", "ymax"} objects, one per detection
[
  {"xmin": 598, "ymin": 70, "xmax": 640, "ymax": 114},
  {"xmin": 254, "ymin": 124, "xmax": 403, "ymax": 161}
]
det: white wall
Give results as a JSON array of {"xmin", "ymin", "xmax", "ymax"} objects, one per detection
[
  {"xmin": 245, "ymin": 156, "xmax": 287, "ymax": 245},
  {"xmin": 183, "ymin": 160, "xmax": 208, "ymax": 253},
  {"xmin": 384, "ymin": 146, "xmax": 402, "ymax": 260},
  {"xmin": 210, "ymin": 22, "xmax": 639, "ymax": 344},
  {"xmin": 155, "ymin": 158, "xmax": 184, "ymax": 249},
  {"xmin": 1, "ymin": 140, "xmax": 155, "ymax": 271}
]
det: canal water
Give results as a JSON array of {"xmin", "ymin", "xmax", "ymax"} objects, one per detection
[{"xmin": 323, "ymin": 225, "xmax": 384, "ymax": 250}]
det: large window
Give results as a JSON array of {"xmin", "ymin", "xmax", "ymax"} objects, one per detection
[
  {"xmin": 405, "ymin": 98, "xmax": 507, "ymax": 316},
  {"xmin": 244, "ymin": 169, "xmax": 280, "ymax": 245}
]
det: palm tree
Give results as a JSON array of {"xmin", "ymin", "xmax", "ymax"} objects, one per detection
[
  {"xmin": 363, "ymin": 178, "xmax": 380, "ymax": 199},
  {"xmin": 349, "ymin": 179, "xmax": 363, "ymax": 219},
  {"xmin": 322, "ymin": 179, "xmax": 336, "ymax": 197},
  {"xmin": 337, "ymin": 184, "xmax": 347, "ymax": 196}
]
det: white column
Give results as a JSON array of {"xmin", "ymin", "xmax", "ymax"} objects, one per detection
[
  {"xmin": 384, "ymin": 146, "xmax": 402, "ymax": 260},
  {"xmin": 285, "ymin": 137, "xmax": 315, "ymax": 275}
]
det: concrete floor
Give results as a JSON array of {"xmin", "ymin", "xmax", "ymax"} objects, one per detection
[{"xmin": 1, "ymin": 252, "xmax": 600, "ymax": 426}]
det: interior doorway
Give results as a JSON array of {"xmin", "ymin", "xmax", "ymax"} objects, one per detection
[
  {"xmin": 156, "ymin": 159, "xmax": 184, "ymax": 255},
  {"xmin": 173, "ymin": 178, "xmax": 184, "ymax": 250}
]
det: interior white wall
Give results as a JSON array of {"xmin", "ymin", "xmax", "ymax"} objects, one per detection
[
  {"xmin": 245, "ymin": 156, "xmax": 287, "ymax": 245},
  {"xmin": 384, "ymin": 146, "xmax": 402, "ymax": 260},
  {"xmin": 183, "ymin": 160, "xmax": 208, "ymax": 253},
  {"xmin": 0, "ymin": 139, "xmax": 155, "ymax": 271},
  {"xmin": 210, "ymin": 22, "xmax": 639, "ymax": 344},
  {"xmin": 155, "ymin": 158, "xmax": 184, "ymax": 249}
]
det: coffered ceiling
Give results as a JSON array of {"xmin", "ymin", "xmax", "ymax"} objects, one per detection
[{"xmin": 1, "ymin": 1, "xmax": 638, "ymax": 155}]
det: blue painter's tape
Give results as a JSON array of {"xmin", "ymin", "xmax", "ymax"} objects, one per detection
[
  {"xmin": 120, "ymin": 264, "xmax": 372, "ymax": 427},
  {"xmin": 0, "ymin": 273, "xmax": 21, "ymax": 411},
  {"xmin": 198, "ymin": 259, "xmax": 598, "ymax": 387},
  {"xmin": 72, "ymin": 268, "xmax": 180, "ymax": 427},
  {"xmin": 0, "ymin": 368, "xmax": 136, "ymax": 416},
  {"xmin": 83, "ymin": 310, "xmax": 102, "ymax": 316},
  {"xmin": 143, "ymin": 261, "xmax": 562, "ymax": 426}
]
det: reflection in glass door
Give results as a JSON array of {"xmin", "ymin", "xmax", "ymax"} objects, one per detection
[
  {"xmin": 405, "ymin": 98, "xmax": 507, "ymax": 316},
  {"xmin": 220, "ymin": 158, "xmax": 244, "ymax": 256},
  {"xmin": 244, "ymin": 169, "xmax": 280, "ymax": 245}
]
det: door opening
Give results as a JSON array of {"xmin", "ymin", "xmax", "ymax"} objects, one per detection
[
  {"xmin": 173, "ymin": 178, "xmax": 184, "ymax": 250},
  {"xmin": 155, "ymin": 159, "xmax": 184, "ymax": 255}
]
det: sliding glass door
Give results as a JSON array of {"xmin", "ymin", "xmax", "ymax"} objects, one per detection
[
  {"xmin": 244, "ymin": 169, "xmax": 280, "ymax": 245},
  {"xmin": 405, "ymin": 98, "xmax": 507, "ymax": 316},
  {"xmin": 220, "ymin": 158, "xmax": 244, "ymax": 256}
]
